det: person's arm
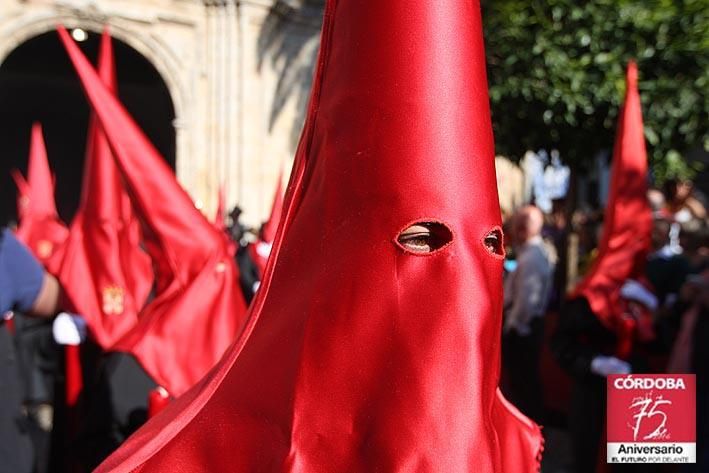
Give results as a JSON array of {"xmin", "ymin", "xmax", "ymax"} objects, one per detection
[
  {"xmin": 684, "ymin": 197, "xmax": 707, "ymax": 220},
  {"xmin": 31, "ymin": 273, "xmax": 61, "ymax": 317},
  {"xmin": 3, "ymin": 230, "xmax": 61, "ymax": 318}
]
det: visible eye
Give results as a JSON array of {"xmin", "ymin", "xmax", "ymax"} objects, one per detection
[
  {"xmin": 398, "ymin": 225, "xmax": 433, "ymax": 253},
  {"xmin": 484, "ymin": 228, "xmax": 504, "ymax": 256},
  {"xmin": 397, "ymin": 222, "xmax": 453, "ymax": 254}
]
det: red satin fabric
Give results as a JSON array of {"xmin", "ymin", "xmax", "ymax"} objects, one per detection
[
  {"xmin": 10, "ymin": 169, "xmax": 30, "ymax": 220},
  {"xmin": 570, "ymin": 62, "xmax": 652, "ymax": 333},
  {"xmin": 15, "ymin": 123, "xmax": 68, "ymax": 274},
  {"xmin": 494, "ymin": 390, "xmax": 544, "ymax": 472},
  {"xmin": 58, "ymin": 27, "xmax": 248, "ymax": 397},
  {"xmin": 57, "ymin": 28, "xmax": 153, "ymax": 349},
  {"xmin": 64, "ymin": 344, "xmax": 83, "ymax": 408},
  {"xmin": 3, "ymin": 316, "xmax": 15, "ymax": 336},
  {"xmin": 94, "ymin": 1, "xmax": 541, "ymax": 472},
  {"xmin": 147, "ymin": 387, "xmax": 171, "ymax": 419}
]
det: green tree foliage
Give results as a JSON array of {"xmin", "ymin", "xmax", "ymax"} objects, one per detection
[{"xmin": 482, "ymin": 0, "xmax": 708, "ymax": 181}]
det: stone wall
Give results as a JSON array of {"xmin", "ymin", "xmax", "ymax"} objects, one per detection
[{"xmin": 0, "ymin": 0, "xmax": 323, "ymax": 227}]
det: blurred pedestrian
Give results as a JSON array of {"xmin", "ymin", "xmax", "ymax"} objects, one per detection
[
  {"xmin": 663, "ymin": 178, "xmax": 707, "ymax": 224},
  {"xmin": 646, "ymin": 217, "xmax": 691, "ymax": 308},
  {"xmin": 502, "ymin": 205, "xmax": 555, "ymax": 423}
]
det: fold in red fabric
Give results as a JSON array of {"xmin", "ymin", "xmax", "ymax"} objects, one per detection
[
  {"xmin": 57, "ymin": 27, "xmax": 153, "ymax": 350},
  {"xmin": 64, "ymin": 344, "xmax": 83, "ymax": 408},
  {"xmin": 15, "ymin": 123, "xmax": 68, "ymax": 274},
  {"xmin": 570, "ymin": 62, "xmax": 652, "ymax": 332},
  {"xmin": 58, "ymin": 26, "xmax": 248, "ymax": 397},
  {"xmin": 93, "ymin": 1, "xmax": 542, "ymax": 471},
  {"xmin": 494, "ymin": 389, "xmax": 545, "ymax": 472}
]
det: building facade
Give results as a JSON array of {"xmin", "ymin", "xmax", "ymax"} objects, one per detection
[{"xmin": 0, "ymin": 0, "xmax": 324, "ymax": 226}]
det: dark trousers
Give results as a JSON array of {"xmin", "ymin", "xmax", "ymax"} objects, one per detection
[
  {"xmin": 569, "ymin": 377, "xmax": 605, "ymax": 473},
  {"xmin": 0, "ymin": 325, "xmax": 34, "ymax": 473},
  {"xmin": 502, "ymin": 316, "xmax": 545, "ymax": 424}
]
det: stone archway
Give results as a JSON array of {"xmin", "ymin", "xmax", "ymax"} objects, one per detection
[
  {"xmin": 0, "ymin": 27, "xmax": 177, "ymax": 223},
  {"xmin": 0, "ymin": 16, "xmax": 187, "ymax": 122}
]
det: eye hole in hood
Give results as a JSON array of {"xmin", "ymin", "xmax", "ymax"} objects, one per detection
[
  {"xmin": 396, "ymin": 221, "xmax": 453, "ymax": 255},
  {"xmin": 483, "ymin": 227, "xmax": 504, "ymax": 257}
]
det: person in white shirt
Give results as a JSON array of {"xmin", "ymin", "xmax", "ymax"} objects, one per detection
[{"xmin": 502, "ymin": 205, "xmax": 555, "ymax": 423}]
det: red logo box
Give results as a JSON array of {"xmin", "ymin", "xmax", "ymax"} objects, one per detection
[{"xmin": 607, "ymin": 374, "xmax": 696, "ymax": 464}]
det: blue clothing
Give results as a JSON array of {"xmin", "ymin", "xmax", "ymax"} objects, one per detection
[{"xmin": 0, "ymin": 229, "xmax": 44, "ymax": 314}]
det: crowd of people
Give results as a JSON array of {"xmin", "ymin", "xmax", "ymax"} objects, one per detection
[{"xmin": 500, "ymin": 179, "xmax": 708, "ymax": 472}]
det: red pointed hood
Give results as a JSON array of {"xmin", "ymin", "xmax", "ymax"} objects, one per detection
[
  {"xmin": 58, "ymin": 26, "xmax": 247, "ymax": 396},
  {"xmin": 571, "ymin": 62, "xmax": 652, "ymax": 328},
  {"xmin": 249, "ymin": 172, "xmax": 285, "ymax": 275},
  {"xmin": 213, "ymin": 185, "xmax": 226, "ymax": 232},
  {"xmin": 57, "ymin": 27, "xmax": 153, "ymax": 349},
  {"xmin": 96, "ymin": 1, "xmax": 541, "ymax": 471},
  {"xmin": 15, "ymin": 123, "xmax": 68, "ymax": 271},
  {"xmin": 26, "ymin": 123, "xmax": 59, "ymax": 217},
  {"xmin": 10, "ymin": 168, "xmax": 30, "ymax": 220},
  {"xmin": 261, "ymin": 170, "xmax": 284, "ymax": 243}
]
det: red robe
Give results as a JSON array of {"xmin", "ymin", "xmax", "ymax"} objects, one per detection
[{"xmin": 570, "ymin": 62, "xmax": 653, "ymax": 352}]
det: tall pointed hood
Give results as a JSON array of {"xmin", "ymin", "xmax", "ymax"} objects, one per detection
[
  {"xmin": 58, "ymin": 26, "xmax": 247, "ymax": 396},
  {"xmin": 26, "ymin": 123, "xmax": 58, "ymax": 216},
  {"xmin": 261, "ymin": 170, "xmax": 284, "ymax": 243},
  {"xmin": 57, "ymin": 27, "xmax": 153, "ymax": 349},
  {"xmin": 213, "ymin": 184, "xmax": 226, "ymax": 232},
  {"xmin": 96, "ymin": 1, "xmax": 541, "ymax": 471},
  {"xmin": 10, "ymin": 168, "xmax": 30, "ymax": 220},
  {"xmin": 571, "ymin": 62, "xmax": 652, "ymax": 328},
  {"xmin": 16, "ymin": 123, "xmax": 68, "ymax": 272},
  {"xmin": 250, "ymin": 171, "xmax": 285, "ymax": 275}
]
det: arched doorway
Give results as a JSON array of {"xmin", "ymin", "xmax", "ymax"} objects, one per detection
[{"xmin": 0, "ymin": 29, "xmax": 176, "ymax": 224}]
